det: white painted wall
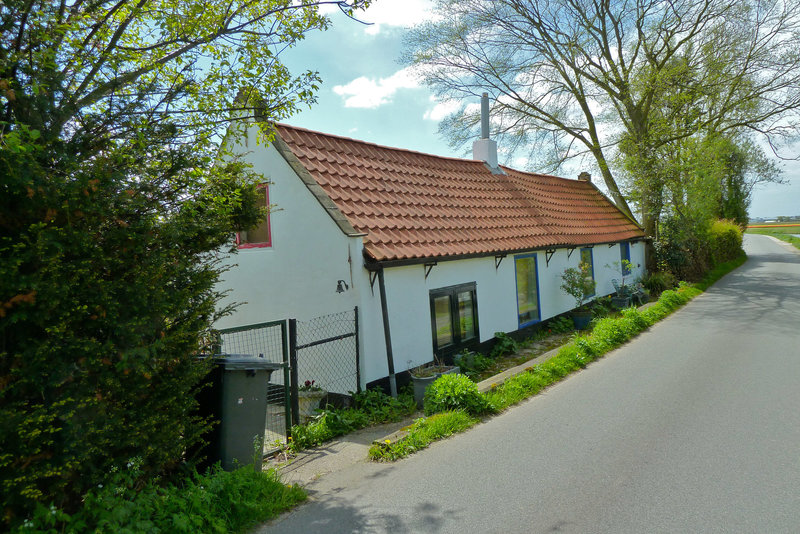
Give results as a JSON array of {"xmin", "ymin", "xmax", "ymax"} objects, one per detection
[
  {"xmin": 215, "ymin": 128, "xmax": 360, "ymax": 330},
  {"xmin": 357, "ymin": 241, "xmax": 647, "ymax": 385}
]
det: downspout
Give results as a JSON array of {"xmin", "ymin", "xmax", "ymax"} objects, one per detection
[{"xmin": 377, "ymin": 268, "xmax": 398, "ymax": 397}]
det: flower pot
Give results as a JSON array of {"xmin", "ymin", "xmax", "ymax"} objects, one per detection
[
  {"xmin": 571, "ymin": 310, "xmax": 593, "ymax": 330},
  {"xmin": 410, "ymin": 366, "xmax": 460, "ymax": 408},
  {"xmin": 611, "ymin": 295, "xmax": 632, "ymax": 309},
  {"xmin": 297, "ymin": 389, "xmax": 327, "ymax": 420}
]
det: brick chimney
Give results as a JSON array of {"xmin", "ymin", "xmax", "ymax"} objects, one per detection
[
  {"xmin": 472, "ymin": 93, "xmax": 502, "ymax": 173},
  {"xmin": 578, "ymin": 172, "xmax": 592, "ymax": 182}
]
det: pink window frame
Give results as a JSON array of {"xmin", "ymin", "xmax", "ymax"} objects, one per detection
[{"xmin": 236, "ymin": 184, "xmax": 271, "ymax": 249}]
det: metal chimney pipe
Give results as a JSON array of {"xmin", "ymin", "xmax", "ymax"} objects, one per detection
[{"xmin": 481, "ymin": 92, "xmax": 490, "ymax": 139}]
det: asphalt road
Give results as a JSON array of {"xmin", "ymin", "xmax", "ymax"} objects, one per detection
[{"xmin": 265, "ymin": 234, "xmax": 800, "ymax": 533}]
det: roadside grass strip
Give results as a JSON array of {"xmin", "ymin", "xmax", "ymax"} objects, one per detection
[
  {"xmin": 368, "ymin": 412, "xmax": 479, "ymax": 462},
  {"xmin": 371, "ymin": 254, "xmax": 745, "ymax": 462}
]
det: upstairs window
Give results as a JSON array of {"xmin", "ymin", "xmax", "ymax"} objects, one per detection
[{"xmin": 236, "ymin": 184, "xmax": 271, "ymax": 248}]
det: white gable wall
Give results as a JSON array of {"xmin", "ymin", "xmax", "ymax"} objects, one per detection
[{"xmin": 215, "ymin": 129, "xmax": 360, "ymax": 329}]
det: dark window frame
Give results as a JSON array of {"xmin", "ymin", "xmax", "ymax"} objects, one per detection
[{"xmin": 429, "ymin": 282, "xmax": 479, "ymax": 357}]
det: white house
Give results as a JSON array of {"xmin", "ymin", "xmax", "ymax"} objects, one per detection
[{"xmin": 216, "ymin": 108, "xmax": 646, "ymax": 393}]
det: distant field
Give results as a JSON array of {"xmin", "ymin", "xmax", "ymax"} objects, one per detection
[{"xmin": 747, "ymin": 224, "xmax": 800, "ymax": 235}]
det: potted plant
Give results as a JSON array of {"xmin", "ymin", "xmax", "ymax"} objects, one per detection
[
  {"xmin": 560, "ymin": 261, "xmax": 597, "ymax": 330},
  {"xmin": 408, "ymin": 357, "xmax": 460, "ymax": 408},
  {"xmin": 606, "ymin": 259, "xmax": 634, "ymax": 309},
  {"xmin": 297, "ymin": 379, "xmax": 327, "ymax": 420}
]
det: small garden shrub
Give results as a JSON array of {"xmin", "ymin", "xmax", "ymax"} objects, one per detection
[
  {"xmin": 423, "ymin": 374, "xmax": 493, "ymax": 416},
  {"xmin": 490, "ymin": 331, "xmax": 519, "ymax": 358},
  {"xmin": 454, "ymin": 350, "xmax": 493, "ymax": 379},
  {"xmin": 641, "ymin": 271, "xmax": 677, "ymax": 295},
  {"xmin": 289, "ymin": 388, "xmax": 416, "ymax": 452},
  {"xmin": 547, "ymin": 316, "xmax": 574, "ymax": 334}
]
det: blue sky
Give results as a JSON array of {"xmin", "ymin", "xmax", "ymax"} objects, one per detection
[{"xmin": 279, "ymin": 0, "xmax": 799, "ymax": 220}]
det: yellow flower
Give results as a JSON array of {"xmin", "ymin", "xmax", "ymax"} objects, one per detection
[{"xmin": 384, "ymin": 439, "xmax": 391, "ymax": 444}]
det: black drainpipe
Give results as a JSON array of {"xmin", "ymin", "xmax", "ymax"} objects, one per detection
[{"xmin": 377, "ymin": 267, "xmax": 398, "ymax": 397}]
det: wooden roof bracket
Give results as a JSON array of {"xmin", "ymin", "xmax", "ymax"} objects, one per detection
[
  {"xmin": 567, "ymin": 247, "xmax": 576, "ymax": 259},
  {"xmin": 545, "ymin": 248, "xmax": 556, "ymax": 267},
  {"xmin": 424, "ymin": 262, "xmax": 438, "ymax": 280},
  {"xmin": 494, "ymin": 254, "xmax": 506, "ymax": 270}
]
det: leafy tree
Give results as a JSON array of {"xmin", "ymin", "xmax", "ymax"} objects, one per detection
[
  {"xmin": 0, "ymin": 0, "xmax": 368, "ymax": 526},
  {"xmin": 404, "ymin": 0, "xmax": 800, "ymax": 234}
]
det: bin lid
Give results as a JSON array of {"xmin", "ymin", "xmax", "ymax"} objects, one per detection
[{"xmin": 213, "ymin": 354, "xmax": 284, "ymax": 371}]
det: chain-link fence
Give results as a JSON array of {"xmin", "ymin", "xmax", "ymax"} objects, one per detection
[
  {"xmin": 217, "ymin": 320, "xmax": 290, "ymax": 446},
  {"xmin": 289, "ymin": 307, "xmax": 360, "ymax": 425}
]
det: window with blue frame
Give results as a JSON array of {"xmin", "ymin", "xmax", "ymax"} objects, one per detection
[
  {"xmin": 580, "ymin": 247, "xmax": 595, "ymax": 296},
  {"xmin": 620, "ymin": 242, "xmax": 631, "ymax": 274},
  {"xmin": 515, "ymin": 254, "xmax": 541, "ymax": 326}
]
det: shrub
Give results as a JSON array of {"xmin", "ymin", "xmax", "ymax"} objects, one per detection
[
  {"xmin": 709, "ymin": 219, "xmax": 743, "ymax": 264},
  {"xmin": 490, "ymin": 332, "xmax": 519, "ymax": 358},
  {"xmin": 454, "ymin": 350, "xmax": 493, "ymax": 379},
  {"xmin": 423, "ymin": 374, "xmax": 493, "ymax": 416},
  {"xmin": 16, "ymin": 463, "xmax": 305, "ymax": 533},
  {"xmin": 289, "ymin": 388, "xmax": 416, "ymax": 452},
  {"xmin": 547, "ymin": 316, "xmax": 574, "ymax": 334},
  {"xmin": 641, "ymin": 271, "xmax": 677, "ymax": 295}
]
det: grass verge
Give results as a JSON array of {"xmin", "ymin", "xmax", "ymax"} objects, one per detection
[
  {"xmin": 368, "ymin": 411, "xmax": 478, "ymax": 462},
  {"xmin": 370, "ymin": 254, "xmax": 745, "ymax": 462}
]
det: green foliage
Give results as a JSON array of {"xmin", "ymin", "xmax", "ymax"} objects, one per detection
[
  {"xmin": 454, "ymin": 350, "xmax": 493, "ymax": 379},
  {"xmin": 289, "ymin": 389, "xmax": 416, "ymax": 452},
  {"xmin": 368, "ymin": 411, "xmax": 479, "ymax": 462},
  {"xmin": 641, "ymin": 271, "xmax": 678, "ymax": 295},
  {"xmin": 560, "ymin": 262, "xmax": 597, "ymax": 310},
  {"xmin": 423, "ymin": 374, "xmax": 493, "ymax": 416},
  {"xmin": 709, "ymin": 219, "xmax": 744, "ymax": 264},
  {"xmin": 490, "ymin": 331, "xmax": 519, "ymax": 358},
  {"xmin": 547, "ymin": 316, "xmax": 575, "ymax": 334},
  {"xmin": 12, "ymin": 462, "xmax": 305, "ymax": 533}
]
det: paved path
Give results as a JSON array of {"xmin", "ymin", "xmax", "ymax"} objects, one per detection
[{"xmin": 262, "ymin": 234, "xmax": 800, "ymax": 533}]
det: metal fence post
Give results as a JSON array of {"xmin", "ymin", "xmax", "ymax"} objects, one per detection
[
  {"xmin": 354, "ymin": 306, "xmax": 361, "ymax": 393},
  {"xmin": 281, "ymin": 320, "xmax": 292, "ymax": 438},
  {"xmin": 288, "ymin": 318, "xmax": 300, "ymax": 427}
]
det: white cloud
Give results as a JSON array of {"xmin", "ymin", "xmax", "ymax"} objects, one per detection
[
  {"xmin": 333, "ymin": 67, "xmax": 422, "ymax": 108},
  {"xmin": 423, "ymin": 97, "xmax": 461, "ymax": 121},
  {"xmin": 360, "ymin": 0, "xmax": 437, "ymax": 35}
]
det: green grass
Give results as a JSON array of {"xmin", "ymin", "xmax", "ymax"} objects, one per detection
[
  {"xmin": 368, "ymin": 411, "xmax": 479, "ymax": 461},
  {"xmin": 747, "ymin": 227, "xmax": 800, "ymax": 251},
  {"xmin": 16, "ymin": 465, "xmax": 306, "ymax": 533},
  {"xmin": 371, "ymin": 254, "xmax": 745, "ymax": 462}
]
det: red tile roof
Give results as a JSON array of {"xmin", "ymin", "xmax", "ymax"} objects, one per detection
[{"xmin": 273, "ymin": 124, "xmax": 644, "ymax": 263}]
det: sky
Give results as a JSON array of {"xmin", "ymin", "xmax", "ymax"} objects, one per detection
[{"xmin": 277, "ymin": 0, "xmax": 799, "ymax": 220}]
